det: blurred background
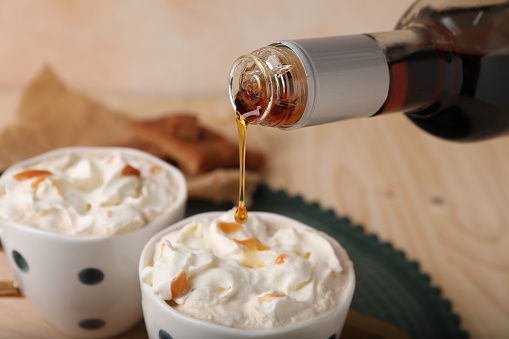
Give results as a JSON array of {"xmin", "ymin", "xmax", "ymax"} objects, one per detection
[
  {"xmin": 0, "ymin": 0, "xmax": 411, "ymax": 96},
  {"xmin": 1, "ymin": 1, "xmax": 508, "ymax": 338}
]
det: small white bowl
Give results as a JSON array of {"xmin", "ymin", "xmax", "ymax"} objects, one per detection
[
  {"xmin": 0, "ymin": 146, "xmax": 187, "ymax": 338},
  {"xmin": 139, "ymin": 211, "xmax": 355, "ymax": 339}
]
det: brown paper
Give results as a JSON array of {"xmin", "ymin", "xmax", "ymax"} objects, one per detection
[{"xmin": 0, "ymin": 67, "xmax": 133, "ymax": 169}]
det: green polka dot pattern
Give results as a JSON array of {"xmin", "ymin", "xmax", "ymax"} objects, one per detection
[
  {"xmin": 12, "ymin": 250, "xmax": 29, "ymax": 272},
  {"xmin": 159, "ymin": 329, "xmax": 173, "ymax": 339},
  {"xmin": 78, "ymin": 268, "xmax": 104, "ymax": 285},
  {"xmin": 79, "ymin": 319, "xmax": 105, "ymax": 330}
]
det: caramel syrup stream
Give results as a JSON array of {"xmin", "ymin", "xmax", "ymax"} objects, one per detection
[{"xmin": 235, "ymin": 111, "xmax": 248, "ymax": 224}]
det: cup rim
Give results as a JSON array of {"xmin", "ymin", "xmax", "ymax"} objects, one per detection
[
  {"xmin": 0, "ymin": 146, "xmax": 187, "ymax": 241},
  {"xmin": 139, "ymin": 211, "xmax": 356, "ymax": 335}
]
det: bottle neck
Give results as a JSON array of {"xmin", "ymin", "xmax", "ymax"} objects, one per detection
[
  {"xmin": 369, "ymin": 27, "xmax": 454, "ymax": 116},
  {"xmin": 287, "ymin": 27, "xmax": 453, "ymax": 126}
]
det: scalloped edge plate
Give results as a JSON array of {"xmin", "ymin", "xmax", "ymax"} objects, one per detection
[{"xmin": 185, "ymin": 184, "xmax": 470, "ymax": 339}]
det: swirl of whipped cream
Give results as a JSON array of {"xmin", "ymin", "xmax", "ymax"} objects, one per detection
[
  {"xmin": 0, "ymin": 150, "xmax": 180, "ymax": 236},
  {"xmin": 141, "ymin": 209, "xmax": 345, "ymax": 329}
]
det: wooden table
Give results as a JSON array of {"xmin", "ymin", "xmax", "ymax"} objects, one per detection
[{"xmin": 1, "ymin": 91, "xmax": 508, "ymax": 339}]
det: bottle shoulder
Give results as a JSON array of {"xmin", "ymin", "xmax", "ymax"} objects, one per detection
[{"xmin": 398, "ymin": 0, "xmax": 509, "ymax": 54}]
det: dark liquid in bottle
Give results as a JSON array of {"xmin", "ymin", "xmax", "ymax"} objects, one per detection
[
  {"xmin": 235, "ymin": 3, "xmax": 509, "ymax": 141},
  {"xmin": 234, "ymin": 80, "xmax": 305, "ymax": 129},
  {"xmin": 380, "ymin": 3, "xmax": 509, "ymax": 141}
]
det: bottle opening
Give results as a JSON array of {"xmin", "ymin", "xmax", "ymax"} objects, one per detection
[
  {"xmin": 229, "ymin": 54, "xmax": 274, "ymax": 124},
  {"xmin": 229, "ymin": 46, "xmax": 308, "ymax": 129}
]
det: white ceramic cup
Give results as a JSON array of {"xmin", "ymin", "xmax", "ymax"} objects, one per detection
[
  {"xmin": 0, "ymin": 147, "xmax": 187, "ymax": 338},
  {"xmin": 139, "ymin": 211, "xmax": 355, "ymax": 339}
]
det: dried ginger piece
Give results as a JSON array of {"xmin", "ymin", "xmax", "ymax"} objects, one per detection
[{"xmin": 129, "ymin": 114, "xmax": 265, "ymax": 175}]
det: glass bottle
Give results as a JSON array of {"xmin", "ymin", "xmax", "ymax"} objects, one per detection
[{"xmin": 229, "ymin": 0, "xmax": 509, "ymax": 141}]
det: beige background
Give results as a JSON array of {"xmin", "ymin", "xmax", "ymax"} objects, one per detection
[
  {"xmin": 1, "ymin": 1, "xmax": 509, "ymax": 339},
  {"xmin": 0, "ymin": 0, "xmax": 411, "ymax": 96}
]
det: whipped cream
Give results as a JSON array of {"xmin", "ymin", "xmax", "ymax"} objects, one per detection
[
  {"xmin": 0, "ymin": 150, "xmax": 180, "ymax": 236},
  {"xmin": 141, "ymin": 209, "xmax": 345, "ymax": 329}
]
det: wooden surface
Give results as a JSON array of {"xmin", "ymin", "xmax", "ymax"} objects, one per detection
[{"xmin": 1, "ymin": 91, "xmax": 509, "ymax": 339}]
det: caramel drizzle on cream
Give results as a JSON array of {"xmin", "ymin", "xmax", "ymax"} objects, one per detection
[
  {"xmin": 275, "ymin": 253, "xmax": 287, "ymax": 264},
  {"xmin": 258, "ymin": 291, "xmax": 286, "ymax": 303},
  {"xmin": 149, "ymin": 165, "xmax": 162, "ymax": 174},
  {"xmin": 233, "ymin": 237, "xmax": 270, "ymax": 269},
  {"xmin": 217, "ymin": 221, "xmax": 242, "ymax": 234},
  {"xmin": 160, "ymin": 242, "xmax": 167, "ymax": 258},
  {"xmin": 233, "ymin": 237, "xmax": 270, "ymax": 251},
  {"xmin": 14, "ymin": 169, "xmax": 63, "ymax": 198},
  {"xmin": 121, "ymin": 164, "xmax": 141, "ymax": 177},
  {"xmin": 30, "ymin": 175, "xmax": 50, "ymax": 189},
  {"xmin": 170, "ymin": 271, "xmax": 188, "ymax": 300},
  {"xmin": 52, "ymin": 181, "xmax": 63, "ymax": 197},
  {"xmin": 13, "ymin": 169, "xmax": 52, "ymax": 181}
]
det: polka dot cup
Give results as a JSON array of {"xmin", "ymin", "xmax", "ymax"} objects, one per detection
[
  {"xmin": 0, "ymin": 147, "xmax": 187, "ymax": 338},
  {"xmin": 139, "ymin": 212, "xmax": 355, "ymax": 339}
]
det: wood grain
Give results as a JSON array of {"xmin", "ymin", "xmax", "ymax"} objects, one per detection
[{"xmin": 1, "ymin": 92, "xmax": 508, "ymax": 339}]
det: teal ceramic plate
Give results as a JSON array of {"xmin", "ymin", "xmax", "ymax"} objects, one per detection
[{"xmin": 186, "ymin": 184, "xmax": 470, "ymax": 339}]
